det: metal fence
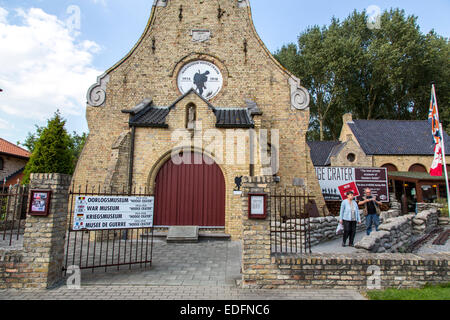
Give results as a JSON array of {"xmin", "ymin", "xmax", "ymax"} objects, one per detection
[
  {"xmin": 64, "ymin": 184, "xmax": 154, "ymax": 274},
  {"xmin": 0, "ymin": 184, "xmax": 28, "ymax": 247},
  {"xmin": 270, "ymin": 187, "xmax": 312, "ymax": 254}
]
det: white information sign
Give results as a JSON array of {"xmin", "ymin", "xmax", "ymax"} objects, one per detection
[
  {"xmin": 251, "ymin": 196, "xmax": 265, "ymax": 215},
  {"xmin": 73, "ymin": 196, "xmax": 154, "ymax": 230}
]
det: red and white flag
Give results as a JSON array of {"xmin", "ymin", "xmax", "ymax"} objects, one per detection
[
  {"xmin": 430, "ymin": 143, "xmax": 443, "ymax": 176},
  {"xmin": 428, "ymin": 85, "xmax": 443, "ymax": 176}
]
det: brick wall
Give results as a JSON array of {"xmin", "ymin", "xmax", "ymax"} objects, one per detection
[
  {"xmin": 0, "ymin": 173, "xmax": 71, "ymax": 289},
  {"xmin": 273, "ymin": 253, "xmax": 449, "ymax": 289},
  {"xmin": 0, "ymin": 155, "xmax": 27, "ymax": 181}
]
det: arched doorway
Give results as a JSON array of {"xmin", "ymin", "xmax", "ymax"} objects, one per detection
[
  {"xmin": 381, "ymin": 163, "xmax": 398, "ymax": 172},
  {"xmin": 408, "ymin": 163, "xmax": 427, "ymax": 173},
  {"xmin": 154, "ymin": 152, "xmax": 226, "ymax": 227}
]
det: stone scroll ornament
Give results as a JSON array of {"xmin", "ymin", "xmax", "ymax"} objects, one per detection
[
  {"xmin": 289, "ymin": 76, "xmax": 310, "ymax": 110},
  {"xmin": 86, "ymin": 73, "xmax": 110, "ymax": 107}
]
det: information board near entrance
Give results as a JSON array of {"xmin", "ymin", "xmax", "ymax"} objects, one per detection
[
  {"xmin": 315, "ymin": 167, "xmax": 389, "ymax": 202},
  {"xmin": 73, "ymin": 195, "xmax": 154, "ymax": 230}
]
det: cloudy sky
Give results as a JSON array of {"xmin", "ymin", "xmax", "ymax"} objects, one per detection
[{"xmin": 0, "ymin": 0, "xmax": 449, "ymax": 146}]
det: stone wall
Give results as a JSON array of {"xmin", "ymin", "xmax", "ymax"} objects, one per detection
[
  {"xmin": 355, "ymin": 214, "xmax": 414, "ymax": 253},
  {"xmin": 412, "ymin": 209, "xmax": 439, "ymax": 235},
  {"xmin": 272, "ymin": 253, "xmax": 449, "ymax": 290},
  {"xmin": 355, "ymin": 208, "xmax": 440, "ymax": 253},
  {"xmin": 0, "ymin": 173, "xmax": 71, "ymax": 289}
]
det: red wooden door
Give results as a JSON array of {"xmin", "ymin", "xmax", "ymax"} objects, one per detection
[{"xmin": 154, "ymin": 152, "xmax": 226, "ymax": 227}]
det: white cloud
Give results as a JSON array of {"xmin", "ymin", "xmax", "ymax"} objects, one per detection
[
  {"xmin": 0, "ymin": 118, "xmax": 12, "ymax": 130},
  {"xmin": 0, "ymin": 7, "xmax": 102, "ymax": 122},
  {"xmin": 0, "ymin": 7, "xmax": 7, "ymax": 23},
  {"xmin": 91, "ymin": 0, "xmax": 107, "ymax": 6}
]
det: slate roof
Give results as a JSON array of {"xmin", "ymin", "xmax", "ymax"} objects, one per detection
[
  {"xmin": 130, "ymin": 106, "xmax": 170, "ymax": 128},
  {"xmin": 307, "ymin": 141, "xmax": 342, "ymax": 166},
  {"xmin": 0, "ymin": 138, "xmax": 30, "ymax": 158},
  {"xmin": 215, "ymin": 108, "xmax": 254, "ymax": 128},
  {"xmin": 124, "ymin": 90, "xmax": 258, "ymax": 129},
  {"xmin": 347, "ymin": 120, "xmax": 450, "ymax": 155}
]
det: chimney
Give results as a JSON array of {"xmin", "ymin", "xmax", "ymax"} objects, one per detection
[{"xmin": 342, "ymin": 113, "xmax": 353, "ymax": 124}]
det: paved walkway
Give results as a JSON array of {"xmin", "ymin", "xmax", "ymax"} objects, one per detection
[
  {"xmin": 0, "ymin": 239, "xmax": 366, "ymax": 300},
  {"xmin": 311, "ymin": 231, "xmax": 366, "ymax": 254},
  {"xmin": 0, "ymin": 286, "xmax": 365, "ymax": 300},
  {"xmin": 72, "ymin": 239, "xmax": 242, "ymax": 286}
]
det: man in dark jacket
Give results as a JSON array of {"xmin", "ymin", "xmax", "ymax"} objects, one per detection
[{"xmin": 359, "ymin": 188, "xmax": 382, "ymax": 235}]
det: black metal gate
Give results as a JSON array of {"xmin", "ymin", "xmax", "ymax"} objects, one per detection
[
  {"xmin": 1, "ymin": 184, "xmax": 28, "ymax": 247},
  {"xmin": 270, "ymin": 187, "xmax": 313, "ymax": 254},
  {"xmin": 64, "ymin": 184, "xmax": 154, "ymax": 274}
]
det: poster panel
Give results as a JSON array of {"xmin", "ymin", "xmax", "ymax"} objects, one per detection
[
  {"xmin": 314, "ymin": 167, "xmax": 389, "ymax": 202},
  {"xmin": 73, "ymin": 196, "xmax": 154, "ymax": 230}
]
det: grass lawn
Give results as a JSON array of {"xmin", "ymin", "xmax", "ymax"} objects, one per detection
[{"xmin": 367, "ymin": 283, "xmax": 450, "ymax": 300}]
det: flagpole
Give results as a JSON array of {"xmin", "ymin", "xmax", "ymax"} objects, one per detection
[{"xmin": 439, "ymin": 122, "xmax": 450, "ymax": 218}]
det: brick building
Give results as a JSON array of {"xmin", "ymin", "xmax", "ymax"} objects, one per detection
[
  {"xmin": 309, "ymin": 113, "xmax": 450, "ymax": 171},
  {"xmin": 0, "ymin": 138, "xmax": 30, "ymax": 187},
  {"xmin": 73, "ymin": 0, "xmax": 326, "ymax": 239},
  {"xmin": 308, "ymin": 113, "xmax": 450, "ymax": 204}
]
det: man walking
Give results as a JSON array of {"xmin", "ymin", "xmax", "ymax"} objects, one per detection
[{"xmin": 359, "ymin": 188, "xmax": 382, "ymax": 235}]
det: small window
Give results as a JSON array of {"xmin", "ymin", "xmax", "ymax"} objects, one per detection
[
  {"xmin": 186, "ymin": 103, "xmax": 196, "ymax": 129},
  {"xmin": 0, "ymin": 157, "xmax": 3, "ymax": 170},
  {"xmin": 347, "ymin": 153, "xmax": 356, "ymax": 163}
]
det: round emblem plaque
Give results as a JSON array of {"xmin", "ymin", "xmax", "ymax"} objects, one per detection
[{"xmin": 177, "ymin": 60, "xmax": 223, "ymax": 100}]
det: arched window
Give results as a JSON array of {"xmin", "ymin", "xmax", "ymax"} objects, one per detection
[
  {"xmin": 381, "ymin": 163, "xmax": 398, "ymax": 172},
  {"xmin": 0, "ymin": 157, "xmax": 3, "ymax": 170},
  {"xmin": 186, "ymin": 103, "xmax": 196, "ymax": 129},
  {"xmin": 408, "ymin": 163, "xmax": 427, "ymax": 173}
]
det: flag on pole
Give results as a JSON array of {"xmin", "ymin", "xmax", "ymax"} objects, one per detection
[
  {"xmin": 428, "ymin": 85, "xmax": 441, "ymax": 145},
  {"xmin": 428, "ymin": 84, "xmax": 443, "ymax": 176}
]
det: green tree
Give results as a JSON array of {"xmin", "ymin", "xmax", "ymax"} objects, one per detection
[
  {"xmin": 22, "ymin": 111, "xmax": 75, "ymax": 183},
  {"xmin": 20, "ymin": 121, "xmax": 87, "ymax": 169},
  {"xmin": 275, "ymin": 8, "xmax": 449, "ymax": 140}
]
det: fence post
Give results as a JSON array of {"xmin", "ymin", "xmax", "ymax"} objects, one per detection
[
  {"xmin": 241, "ymin": 176, "xmax": 274, "ymax": 288},
  {"xmin": 22, "ymin": 173, "xmax": 72, "ymax": 289}
]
